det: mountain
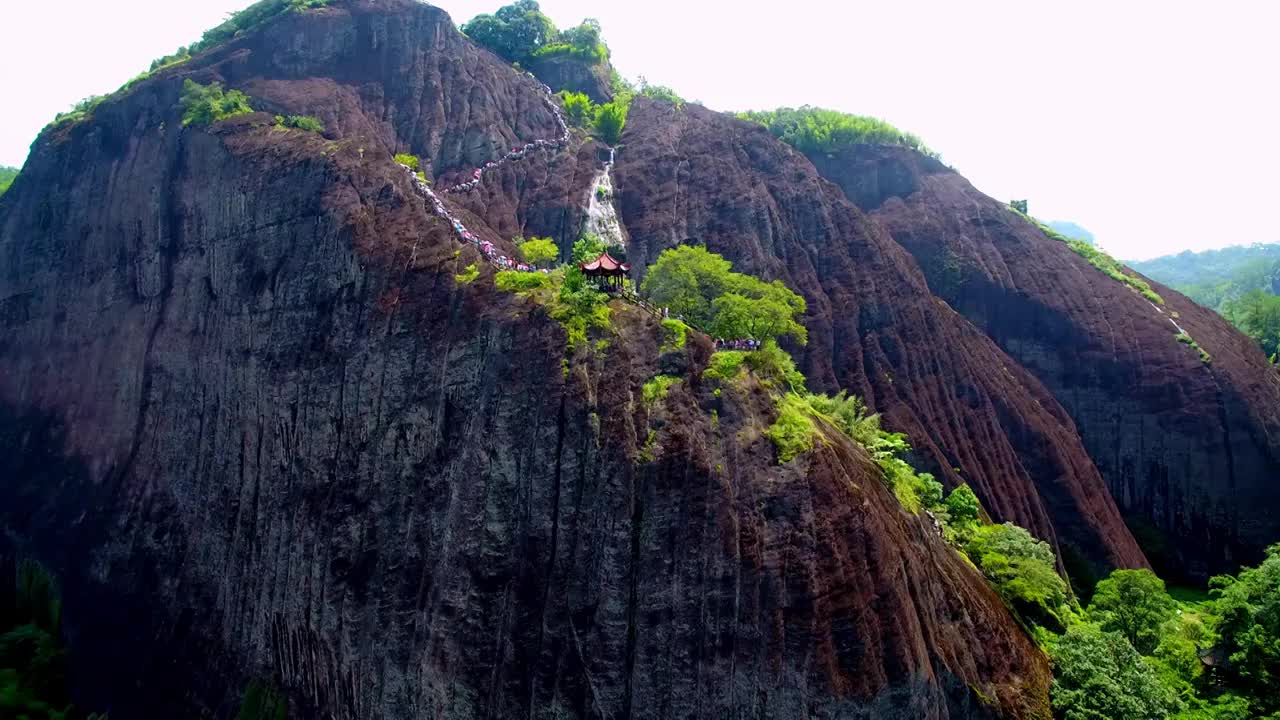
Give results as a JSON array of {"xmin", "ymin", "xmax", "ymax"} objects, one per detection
[
  {"xmin": 1, "ymin": 0, "xmax": 1278, "ymax": 717},
  {"xmin": 1043, "ymin": 220, "xmax": 1094, "ymax": 245},
  {"xmin": 806, "ymin": 144, "xmax": 1280, "ymax": 581},
  {"xmin": 1130, "ymin": 244, "xmax": 1280, "ymax": 308}
]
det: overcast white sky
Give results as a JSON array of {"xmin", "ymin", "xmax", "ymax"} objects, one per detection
[{"xmin": 2, "ymin": 0, "xmax": 1276, "ymax": 259}]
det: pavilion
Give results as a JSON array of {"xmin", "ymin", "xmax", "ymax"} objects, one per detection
[{"xmin": 579, "ymin": 251, "xmax": 630, "ymax": 290}]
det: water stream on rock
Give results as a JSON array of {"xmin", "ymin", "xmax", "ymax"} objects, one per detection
[{"xmin": 585, "ymin": 148, "xmax": 627, "ymax": 250}]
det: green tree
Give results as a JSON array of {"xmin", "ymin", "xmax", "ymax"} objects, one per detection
[
  {"xmin": 1088, "ymin": 569, "xmax": 1177, "ymax": 655},
  {"xmin": 1051, "ymin": 623, "xmax": 1182, "ymax": 720},
  {"xmin": 1223, "ymin": 290, "xmax": 1280, "ymax": 357},
  {"xmin": 708, "ymin": 289, "xmax": 806, "ymax": 345},
  {"xmin": 518, "ymin": 237, "xmax": 559, "ymax": 267},
  {"xmin": 1210, "ymin": 544, "xmax": 1280, "ymax": 713},
  {"xmin": 642, "ymin": 246, "xmax": 807, "ymax": 345},
  {"xmin": 462, "ymin": 0, "xmax": 558, "ymax": 64},
  {"xmin": 592, "ymin": 101, "xmax": 627, "ymax": 145},
  {"xmin": 572, "ymin": 234, "xmax": 608, "ymax": 264},
  {"xmin": 1010, "ymin": 199, "xmax": 1029, "ymax": 214},
  {"xmin": 944, "ymin": 484, "xmax": 982, "ymax": 536},
  {"xmin": 966, "ymin": 523, "xmax": 1069, "ymax": 630}
]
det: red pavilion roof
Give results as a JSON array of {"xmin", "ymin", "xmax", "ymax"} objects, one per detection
[{"xmin": 579, "ymin": 251, "xmax": 630, "ymax": 274}]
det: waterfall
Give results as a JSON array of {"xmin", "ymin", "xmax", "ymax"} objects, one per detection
[{"xmin": 585, "ymin": 148, "xmax": 626, "ymax": 249}]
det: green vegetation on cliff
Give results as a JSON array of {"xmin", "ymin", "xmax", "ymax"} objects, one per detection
[
  {"xmin": 463, "ymin": 1, "xmax": 608, "ymax": 66},
  {"xmin": 557, "ymin": 91, "xmax": 629, "ymax": 145},
  {"xmin": 273, "ymin": 114, "xmax": 324, "ymax": 133},
  {"xmin": 0, "ymin": 166, "xmax": 17, "ymax": 197},
  {"xmin": 180, "ymin": 80, "xmax": 254, "ymax": 126},
  {"xmin": 1047, "ymin": 549, "xmax": 1280, "ymax": 719},
  {"xmin": 738, "ymin": 106, "xmax": 939, "ymax": 159},
  {"xmin": 150, "ymin": 0, "xmax": 331, "ymax": 71},
  {"xmin": 641, "ymin": 245, "xmax": 807, "ymax": 344}
]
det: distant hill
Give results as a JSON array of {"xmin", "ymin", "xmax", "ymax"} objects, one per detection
[
  {"xmin": 1044, "ymin": 220, "xmax": 1094, "ymax": 245},
  {"xmin": 1130, "ymin": 244, "xmax": 1280, "ymax": 309},
  {"xmin": 1131, "ymin": 244, "xmax": 1280, "ymax": 359},
  {"xmin": 0, "ymin": 166, "xmax": 18, "ymax": 196}
]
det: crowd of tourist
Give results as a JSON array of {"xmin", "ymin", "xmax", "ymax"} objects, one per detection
[
  {"xmin": 714, "ymin": 338, "xmax": 763, "ymax": 351},
  {"xmin": 401, "ymin": 73, "xmax": 569, "ymax": 272}
]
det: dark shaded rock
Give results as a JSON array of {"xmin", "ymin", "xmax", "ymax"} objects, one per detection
[
  {"xmin": 818, "ymin": 144, "xmax": 1280, "ymax": 578},
  {"xmin": 527, "ymin": 55, "xmax": 614, "ymax": 104},
  {"xmin": 613, "ymin": 99, "xmax": 1146, "ymax": 583}
]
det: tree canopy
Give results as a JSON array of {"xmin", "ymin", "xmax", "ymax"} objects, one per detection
[
  {"xmin": 463, "ymin": 2, "xmax": 608, "ymax": 66},
  {"xmin": 1088, "ymin": 569, "xmax": 1176, "ymax": 655},
  {"xmin": 641, "ymin": 245, "xmax": 807, "ymax": 344},
  {"xmin": 1051, "ymin": 623, "xmax": 1183, "ymax": 720},
  {"xmin": 1210, "ymin": 544, "xmax": 1280, "ymax": 713}
]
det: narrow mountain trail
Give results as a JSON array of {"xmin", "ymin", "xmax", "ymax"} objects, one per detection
[
  {"xmin": 397, "ymin": 75, "xmax": 689, "ymax": 331},
  {"xmin": 401, "ymin": 72, "xmax": 570, "ymax": 273}
]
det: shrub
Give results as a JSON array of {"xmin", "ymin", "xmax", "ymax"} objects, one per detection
[
  {"xmin": 180, "ymin": 79, "xmax": 254, "ymax": 126},
  {"xmin": 533, "ymin": 19, "xmax": 608, "ymax": 63},
  {"xmin": 637, "ymin": 77, "xmax": 685, "ymax": 107},
  {"xmin": 455, "ymin": 264, "xmax": 480, "ymax": 284},
  {"xmin": 966, "ymin": 523, "xmax": 1070, "ymax": 630},
  {"xmin": 551, "ymin": 268, "xmax": 611, "ymax": 350},
  {"xmin": 593, "ymin": 101, "xmax": 628, "ymax": 145},
  {"xmin": 518, "ymin": 237, "xmax": 560, "ymax": 267},
  {"xmin": 1088, "ymin": 569, "xmax": 1177, "ymax": 655},
  {"xmin": 395, "ymin": 153, "xmax": 421, "ymax": 172},
  {"xmin": 738, "ymin": 106, "xmax": 939, "ymax": 160},
  {"xmin": 275, "ymin": 114, "xmax": 324, "ymax": 133},
  {"xmin": 703, "ymin": 351, "xmax": 747, "ymax": 383},
  {"xmin": 768, "ymin": 393, "xmax": 817, "ymax": 462},
  {"xmin": 560, "ymin": 91, "xmax": 595, "ymax": 127},
  {"xmin": 495, "ymin": 270, "xmax": 549, "ymax": 292},
  {"xmin": 1050, "ymin": 623, "xmax": 1183, "ymax": 720},
  {"xmin": 642, "ymin": 375, "xmax": 679, "ymax": 408},
  {"xmin": 743, "ymin": 341, "xmax": 807, "ymax": 391},
  {"xmin": 660, "ymin": 318, "xmax": 688, "ymax": 351},
  {"xmin": 944, "ymin": 484, "xmax": 982, "ymax": 535},
  {"xmin": 50, "ymin": 95, "xmax": 106, "ymax": 127}
]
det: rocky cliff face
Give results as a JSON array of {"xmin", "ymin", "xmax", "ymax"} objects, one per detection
[
  {"xmin": 612, "ymin": 101, "xmax": 1145, "ymax": 580},
  {"xmin": 812, "ymin": 144, "xmax": 1280, "ymax": 577},
  {"xmin": 0, "ymin": 1, "xmax": 1059, "ymax": 718}
]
